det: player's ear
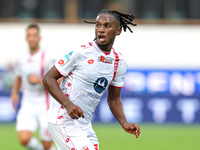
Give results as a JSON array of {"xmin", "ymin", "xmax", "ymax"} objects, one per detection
[{"xmin": 116, "ymin": 27, "xmax": 121, "ymax": 36}]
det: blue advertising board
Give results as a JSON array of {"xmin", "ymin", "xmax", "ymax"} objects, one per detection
[
  {"xmin": 92, "ymin": 94, "xmax": 200, "ymax": 124},
  {"xmin": 95, "ymin": 69, "xmax": 200, "ymax": 124},
  {"xmin": 0, "ymin": 69, "xmax": 200, "ymax": 123}
]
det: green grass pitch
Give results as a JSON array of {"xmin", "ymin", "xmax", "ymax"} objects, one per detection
[{"xmin": 0, "ymin": 123, "xmax": 199, "ymax": 150}]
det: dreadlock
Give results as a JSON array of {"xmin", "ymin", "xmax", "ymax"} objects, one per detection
[{"xmin": 84, "ymin": 9, "xmax": 137, "ymax": 33}]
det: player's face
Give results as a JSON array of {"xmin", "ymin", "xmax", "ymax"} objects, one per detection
[
  {"xmin": 26, "ymin": 28, "xmax": 40, "ymax": 50},
  {"xmin": 95, "ymin": 14, "xmax": 121, "ymax": 52}
]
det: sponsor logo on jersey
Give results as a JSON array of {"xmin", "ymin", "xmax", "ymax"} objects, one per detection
[
  {"xmin": 98, "ymin": 56, "xmax": 112, "ymax": 64},
  {"xmin": 87, "ymin": 93, "xmax": 101, "ymax": 99},
  {"xmin": 58, "ymin": 59, "xmax": 64, "ymax": 65},
  {"xmin": 65, "ymin": 51, "xmax": 73, "ymax": 60},
  {"xmin": 88, "ymin": 59, "xmax": 94, "ymax": 64},
  {"xmin": 66, "ymin": 138, "xmax": 70, "ymax": 142},
  {"xmin": 94, "ymin": 77, "xmax": 108, "ymax": 94}
]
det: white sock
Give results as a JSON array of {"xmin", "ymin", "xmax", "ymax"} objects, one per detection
[{"xmin": 25, "ymin": 137, "xmax": 44, "ymax": 150}]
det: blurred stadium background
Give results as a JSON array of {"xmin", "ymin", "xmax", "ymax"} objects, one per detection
[{"xmin": 0, "ymin": 0, "xmax": 200, "ymax": 149}]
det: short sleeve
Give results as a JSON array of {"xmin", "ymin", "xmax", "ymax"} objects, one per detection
[
  {"xmin": 54, "ymin": 49, "xmax": 82, "ymax": 77},
  {"xmin": 110, "ymin": 59, "xmax": 128, "ymax": 88}
]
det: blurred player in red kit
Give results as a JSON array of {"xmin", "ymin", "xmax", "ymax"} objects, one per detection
[{"xmin": 11, "ymin": 23, "xmax": 57, "ymax": 150}]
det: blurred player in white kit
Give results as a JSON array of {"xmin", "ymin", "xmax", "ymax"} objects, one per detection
[
  {"xmin": 43, "ymin": 9, "xmax": 141, "ymax": 150},
  {"xmin": 11, "ymin": 23, "xmax": 57, "ymax": 150}
]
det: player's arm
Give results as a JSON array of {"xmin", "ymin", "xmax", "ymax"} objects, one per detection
[
  {"xmin": 28, "ymin": 74, "xmax": 43, "ymax": 85},
  {"xmin": 29, "ymin": 74, "xmax": 62, "ymax": 86},
  {"xmin": 107, "ymin": 85, "xmax": 140, "ymax": 138},
  {"xmin": 43, "ymin": 66, "xmax": 84, "ymax": 119},
  {"xmin": 11, "ymin": 76, "xmax": 22, "ymax": 110}
]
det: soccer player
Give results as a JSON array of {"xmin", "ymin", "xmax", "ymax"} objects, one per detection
[
  {"xmin": 43, "ymin": 9, "xmax": 141, "ymax": 150},
  {"xmin": 11, "ymin": 23, "xmax": 56, "ymax": 150}
]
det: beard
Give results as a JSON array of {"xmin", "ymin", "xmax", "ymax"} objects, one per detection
[{"xmin": 96, "ymin": 38, "xmax": 113, "ymax": 52}]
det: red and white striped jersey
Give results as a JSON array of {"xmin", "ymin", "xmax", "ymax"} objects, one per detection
[
  {"xmin": 48, "ymin": 41, "xmax": 128, "ymax": 125},
  {"xmin": 15, "ymin": 48, "xmax": 56, "ymax": 109}
]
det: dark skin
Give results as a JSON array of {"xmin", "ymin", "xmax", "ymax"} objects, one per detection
[
  {"xmin": 43, "ymin": 66, "xmax": 84, "ymax": 119},
  {"xmin": 108, "ymin": 85, "xmax": 140, "ymax": 138},
  {"xmin": 43, "ymin": 13, "xmax": 140, "ymax": 138},
  {"xmin": 95, "ymin": 14, "xmax": 121, "ymax": 53}
]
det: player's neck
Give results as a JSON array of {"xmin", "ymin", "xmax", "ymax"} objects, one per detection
[
  {"xmin": 29, "ymin": 46, "xmax": 40, "ymax": 55},
  {"xmin": 95, "ymin": 41, "xmax": 112, "ymax": 53}
]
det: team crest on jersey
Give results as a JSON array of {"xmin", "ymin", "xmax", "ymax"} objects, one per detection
[
  {"xmin": 98, "ymin": 56, "xmax": 112, "ymax": 64},
  {"xmin": 65, "ymin": 51, "xmax": 73, "ymax": 60},
  {"xmin": 94, "ymin": 77, "xmax": 108, "ymax": 94}
]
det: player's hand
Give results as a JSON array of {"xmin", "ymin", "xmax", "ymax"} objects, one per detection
[
  {"xmin": 65, "ymin": 102, "xmax": 85, "ymax": 119},
  {"xmin": 11, "ymin": 94, "xmax": 19, "ymax": 111},
  {"xmin": 28, "ymin": 74, "xmax": 42, "ymax": 85},
  {"xmin": 122, "ymin": 123, "xmax": 141, "ymax": 138}
]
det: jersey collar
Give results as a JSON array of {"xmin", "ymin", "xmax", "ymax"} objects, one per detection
[{"xmin": 93, "ymin": 41, "xmax": 111, "ymax": 55}]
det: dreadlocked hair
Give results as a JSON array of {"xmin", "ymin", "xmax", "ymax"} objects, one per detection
[{"xmin": 84, "ymin": 9, "xmax": 137, "ymax": 33}]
